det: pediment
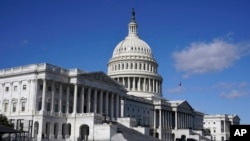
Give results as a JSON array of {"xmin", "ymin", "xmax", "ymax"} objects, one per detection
[
  {"xmin": 233, "ymin": 115, "xmax": 240, "ymax": 121},
  {"xmin": 177, "ymin": 101, "xmax": 194, "ymax": 111},
  {"xmin": 20, "ymin": 97, "xmax": 27, "ymax": 101},
  {"xmin": 79, "ymin": 71, "xmax": 125, "ymax": 90},
  {"xmin": 12, "ymin": 98, "xmax": 18, "ymax": 102}
]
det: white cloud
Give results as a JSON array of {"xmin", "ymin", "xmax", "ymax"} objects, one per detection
[
  {"xmin": 213, "ymin": 82, "xmax": 248, "ymax": 90},
  {"xmin": 220, "ymin": 90, "xmax": 249, "ymax": 99},
  {"xmin": 212, "ymin": 82, "xmax": 249, "ymax": 99},
  {"xmin": 166, "ymin": 86, "xmax": 184, "ymax": 94},
  {"xmin": 173, "ymin": 39, "xmax": 250, "ymax": 77}
]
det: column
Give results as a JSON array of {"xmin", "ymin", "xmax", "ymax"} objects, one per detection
[
  {"xmin": 132, "ymin": 77, "xmax": 135, "ymax": 91},
  {"xmin": 128, "ymin": 77, "xmax": 131, "ymax": 90},
  {"xmin": 149, "ymin": 79, "xmax": 152, "ymax": 92},
  {"xmin": 0, "ymin": 84, "xmax": 4, "ymax": 112},
  {"xmin": 175, "ymin": 111, "xmax": 178, "ymax": 129},
  {"xmin": 81, "ymin": 86, "xmax": 85, "ymax": 113},
  {"xmin": 99, "ymin": 90, "xmax": 103, "ymax": 114},
  {"xmin": 94, "ymin": 89, "xmax": 97, "ymax": 113},
  {"xmin": 153, "ymin": 79, "xmax": 155, "ymax": 93},
  {"xmin": 159, "ymin": 109, "xmax": 162, "ymax": 140},
  {"xmin": 66, "ymin": 86, "xmax": 70, "ymax": 114},
  {"xmin": 110, "ymin": 93, "xmax": 114, "ymax": 120},
  {"xmin": 17, "ymin": 81, "xmax": 22, "ymax": 115},
  {"xmin": 167, "ymin": 111, "xmax": 170, "ymax": 129},
  {"xmin": 143, "ymin": 78, "xmax": 146, "ymax": 91},
  {"xmin": 153, "ymin": 109, "xmax": 157, "ymax": 129},
  {"xmin": 116, "ymin": 94, "xmax": 119, "ymax": 118},
  {"xmin": 58, "ymin": 83, "xmax": 62, "ymax": 115},
  {"xmin": 156, "ymin": 81, "xmax": 158, "ymax": 93},
  {"xmin": 41, "ymin": 79, "xmax": 46, "ymax": 112},
  {"xmin": 72, "ymin": 84, "xmax": 77, "ymax": 114},
  {"xmin": 49, "ymin": 122, "xmax": 55, "ymax": 139},
  {"xmin": 8, "ymin": 82, "xmax": 13, "ymax": 115},
  {"xmin": 120, "ymin": 97, "xmax": 125, "ymax": 117},
  {"xmin": 138, "ymin": 77, "xmax": 141, "ymax": 91},
  {"xmin": 58, "ymin": 123, "xmax": 62, "ymax": 139},
  {"xmin": 159, "ymin": 109, "xmax": 162, "ymax": 128},
  {"xmin": 32, "ymin": 79, "xmax": 38, "ymax": 112},
  {"xmin": 51, "ymin": 81, "xmax": 55, "ymax": 114},
  {"xmin": 122, "ymin": 77, "xmax": 125, "ymax": 86},
  {"xmin": 87, "ymin": 88, "xmax": 91, "ymax": 113},
  {"xmin": 162, "ymin": 110, "xmax": 165, "ymax": 129},
  {"xmin": 105, "ymin": 92, "xmax": 109, "ymax": 117}
]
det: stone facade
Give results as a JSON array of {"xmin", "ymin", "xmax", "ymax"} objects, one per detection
[
  {"xmin": 203, "ymin": 114, "xmax": 240, "ymax": 141},
  {"xmin": 0, "ymin": 63, "xmax": 126, "ymax": 141}
]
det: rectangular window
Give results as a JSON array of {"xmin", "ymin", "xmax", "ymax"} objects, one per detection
[
  {"xmin": 21, "ymin": 102, "xmax": 25, "ymax": 111},
  {"xmin": 62, "ymin": 105, "xmax": 66, "ymax": 113},
  {"xmin": 47, "ymin": 102, "xmax": 51, "ymax": 111},
  {"xmin": 48, "ymin": 86, "xmax": 52, "ymax": 92},
  {"xmin": 14, "ymin": 86, "xmax": 18, "ymax": 91},
  {"xmin": 12, "ymin": 103, "xmax": 17, "ymax": 112},
  {"xmin": 20, "ymin": 122, "xmax": 24, "ymax": 131},
  {"xmin": 55, "ymin": 103, "xmax": 58, "ymax": 112},
  {"xmin": 23, "ymin": 85, "xmax": 27, "ymax": 90},
  {"xmin": 39, "ymin": 84, "xmax": 43, "ymax": 91},
  {"xmin": 38, "ymin": 101, "xmax": 42, "ymax": 111},
  {"xmin": 4, "ymin": 103, "xmax": 8, "ymax": 112},
  {"xmin": 5, "ymin": 87, "xmax": 9, "ymax": 92},
  {"xmin": 56, "ymin": 87, "xmax": 59, "ymax": 93}
]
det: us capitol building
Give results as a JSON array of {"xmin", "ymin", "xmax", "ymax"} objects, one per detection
[{"xmin": 0, "ymin": 9, "xmax": 240, "ymax": 141}]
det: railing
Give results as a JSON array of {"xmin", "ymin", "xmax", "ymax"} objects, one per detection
[{"xmin": 0, "ymin": 63, "xmax": 72, "ymax": 76}]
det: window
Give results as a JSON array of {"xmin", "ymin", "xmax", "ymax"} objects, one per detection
[
  {"xmin": 4, "ymin": 103, "xmax": 8, "ymax": 112},
  {"xmin": 40, "ymin": 84, "xmax": 43, "ymax": 90},
  {"xmin": 23, "ymin": 85, "xmax": 27, "ymax": 90},
  {"xmin": 12, "ymin": 103, "xmax": 17, "ymax": 112},
  {"xmin": 5, "ymin": 87, "xmax": 9, "ymax": 92},
  {"xmin": 38, "ymin": 101, "xmax": 42, "ymax": 111},
  {"xmin": 55, "ymin": 103, "xmax": 58, "ymax": 112},
  {"xmin": 56, "ymin": 87, "xmax": 59, "ymax": 93},
  {"xmin": 48, "ymin": 86, "xmax": 52, "ymax": 92},
  {"xmin": 47, "ymin": 102, "xmax": 51, "ymax": 111},
  {"xmin": 14, "ymin": 86, "xmax": 18, "ymax": 91},
  {"xmin": 20, "ymin": 122, "xmax": 24, "ymax": 131},
  {"xmin": 62, "ymin": 105, "xmax": 66, "ymax": 113},
  {"xmin": 21, "ymin": 102, "xmax": 26, "ymax": 111}
]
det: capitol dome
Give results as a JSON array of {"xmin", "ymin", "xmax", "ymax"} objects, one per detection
[
  {"xmin": 108, "ymin": 8, "xmax": 163, "ymax": 98},
  {"xmin": 112, "ymin": 34, "xmax": 153, "ymax": 58}
]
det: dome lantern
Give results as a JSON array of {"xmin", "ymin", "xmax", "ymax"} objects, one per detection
[{"xmin": 128, "ymin": 8, "xmax": 138, "ymax": 37}]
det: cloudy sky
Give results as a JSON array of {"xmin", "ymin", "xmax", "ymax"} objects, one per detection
[{"xmin": 1, "ymin": 1, "xmax": 250, "ymax": 124}]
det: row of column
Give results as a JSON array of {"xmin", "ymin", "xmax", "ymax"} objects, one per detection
[
  {"xmin": 153, "ymin": 109, "xmax": 172, "ymax": 129},
  {"xmin": 114, "ymin": 77, "xmax": 162, "ymax": 94},
  {"xmin": 109, "ymin": 61, "xmax": 157, "ymax": 73},
  {"xmin": 176, "ymin": 111, "xmax": 194, "ymax": 129},
  {"xmin": 39, "ymin": 79, "xmax": 121, "ymax": 119}
]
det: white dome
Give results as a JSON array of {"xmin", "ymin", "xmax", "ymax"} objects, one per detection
[
  {"xmin": 112, "ymin": 36, "xmax": 153, "ymax": 57},
  {"xmin": 107, "ymin": 8, "xmax": 163, "ymax": 98}
]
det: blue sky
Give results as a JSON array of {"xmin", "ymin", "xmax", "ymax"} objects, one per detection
[{"xmin": 1, "ymin": 1, "xmax": 250, "ymax": 124}]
